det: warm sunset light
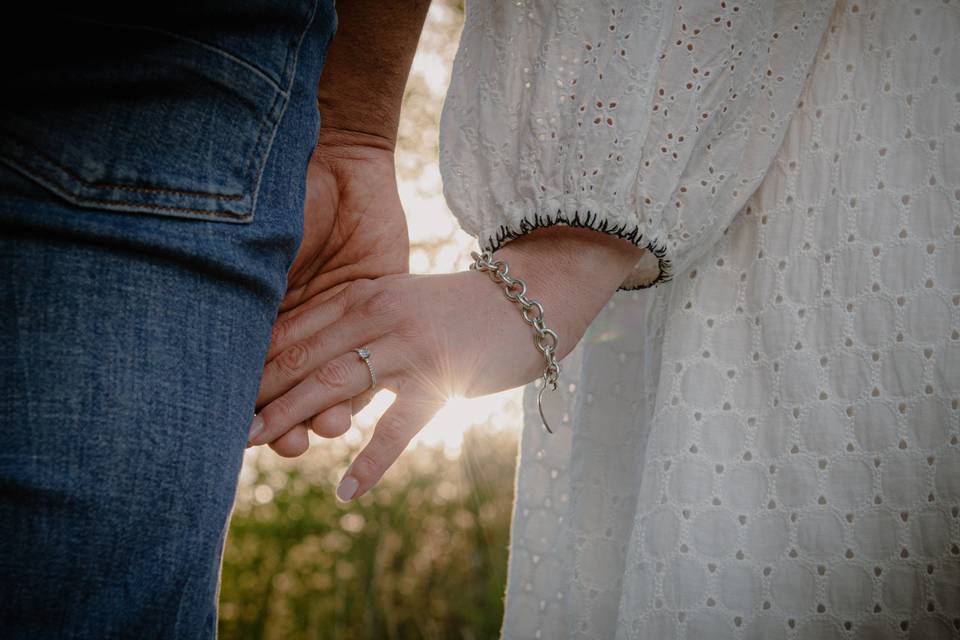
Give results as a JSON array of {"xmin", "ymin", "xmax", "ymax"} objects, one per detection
[
  {"xmin": 414, "ymin": 391, "xmax": 519, "ymax": 455},
  {"xmin": 351, "ymin": 389, "xmax": 520, "ymax": 457}
]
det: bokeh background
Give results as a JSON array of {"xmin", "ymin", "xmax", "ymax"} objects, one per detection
[{"xmin": 218, "ymin": 4, "xmax": 524, "ymax": 637}]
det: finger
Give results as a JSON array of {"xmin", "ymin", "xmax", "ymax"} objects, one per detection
[
  {"xmin": 335, "ymin": 395, "xmax": 442, "ymax": 502},
  {"xmin": 309, "ymin": 400, "xmax": 352, "ymax": 438},
  {"xmin": 251, "ymin": 343, "xmax": 390, "ymax": 446},
  {"xmin": 279, "ymin": 279, "xmax": 351, "ymax": 316},
  {"xmin": 350, "ymin": 390, "xmax": 376, "ymax": 417},
  {"xmin": 268, "ymin": 424, "xmax": 310, "ymax": 458},
  {"xmin": 266, "ymin": 285, "xmax": 351, "ymax": 363},
  {"xmin": 282, "ymin": 267, "xmax": 377, "ymax": 315},
  {"xmin": 257, "ymin": 286, "xmax": 398, "ymax": 406}
]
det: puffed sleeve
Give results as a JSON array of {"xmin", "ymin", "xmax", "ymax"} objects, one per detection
[{"xmin": 440, "ymin": 0, "xmax": 836, "ymax": 289}]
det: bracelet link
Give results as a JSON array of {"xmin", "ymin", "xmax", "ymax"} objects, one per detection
[
  {"xmin": 521, "ymin": 300, "xmax": 544, "ymax": 324},
  {"xmin": 535, "ymin": 328, "xmax": 559, "ymax": 356},
  {"xmin": 470, "ymin": 249, "xmax": 561, "ymax": 434}
]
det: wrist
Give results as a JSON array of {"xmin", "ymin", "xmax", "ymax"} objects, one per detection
[
  {"xmin": 491, "ymin": 226, "xmax": 645, "ymax": 357},
  {"xmin": 315, "ymin": 127, "xmax": 397, "ymax": 155},
  {"xmin": 497, "ymin": 225, "xmax": 643, "ymax": 279},
  {"xmin": 314, "ymin": 0, "xmax": 430, "ymax": 152}
]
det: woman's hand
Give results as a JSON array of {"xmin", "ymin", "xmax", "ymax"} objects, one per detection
[{"xmin": 250, "ymin": 226, "xmax": 646, "ymax": 501}]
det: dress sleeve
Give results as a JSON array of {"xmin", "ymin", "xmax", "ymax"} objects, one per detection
[{"xmin": 440, "ymin": 0, "xmax": 836, "ymax": 289}]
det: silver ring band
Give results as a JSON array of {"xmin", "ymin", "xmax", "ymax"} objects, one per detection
[{"xmin": 354, "ymin": 347, "xmax": 377, "ymax": 391}]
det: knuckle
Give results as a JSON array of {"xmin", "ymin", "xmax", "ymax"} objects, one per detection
[
  {"xmin": 359, "ymin": 289, "xmax": 401, "ymax": 319},
  {"xmin": 276, "ymin": 342, "xmax": 310, "ymax": 377},
  {"xmin": 392, "ymin": 316, "xmax": 418, "ymax": 340},
  {"xmin": 344, "ymin": 278, "xmax": 374, "ymax": 306},
  {"xmin": 304, "ymin": 329, "xmax": 329, "ymax": 359},
  {"xmin": 390, "ymin": 377, "xmax": 417, "ymax": 396},
  {"xmin": 331, "ymin": 286, "xmax": 352, "ymax": 314},
  {"xmin": 263, "ymin": 394, "xmax": 294, "ymax": 425},
  {"xmin": 269, "ymin": 320, "xmax": 288, "ymax": 350},
  {"xmin": 393, "ymin": 313, "xmax": 431, "ymax": 343},
  {"xmin": 311, "ymin": 358, "xmax": 352, "ymax": 389},
  {"xmin": 334, "ymin": 293, "xmax": 350, "ymax": 318},
  {"xmin": 273, "ymin": 429, "xmax": 309, "ymax": 458},
  {"xmin": 349, "ymin": 416, "xmax": 411, "ymax": 485},
  {"xmin": 312, "ymin": 412, "xmax": 350, "ymax": 438},
  {"xmin": 375, "ymin": 414, "xmax": 409, "ymax": 452},
  {"xmin": 349, "ymin": 454, "xmax": 380, "ymax": 484}
]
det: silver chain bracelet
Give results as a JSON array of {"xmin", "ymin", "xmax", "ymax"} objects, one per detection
[{"xmin": 470, "ymin": 250, "xmax": 560, "ymax": 434}]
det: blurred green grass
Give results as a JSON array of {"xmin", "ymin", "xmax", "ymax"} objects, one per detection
[{"xmin": 218, "ymin": 425, "xmax": 518, "ymax": 640}]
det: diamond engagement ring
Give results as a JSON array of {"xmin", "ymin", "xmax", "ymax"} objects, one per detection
[{"xmin": 354, "ymin": 347, "xmax": 377, "ymax": 391}]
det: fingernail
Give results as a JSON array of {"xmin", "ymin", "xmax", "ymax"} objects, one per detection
[
  {"xmin": 248, "ymin": 414, "xmax": 265, "ymax": 442},
  {"xmin": 336, "ymin": 476, "xmax": 359, "ymax": 502}
]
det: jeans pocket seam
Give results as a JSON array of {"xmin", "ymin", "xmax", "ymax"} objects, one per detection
[
  {"xmin": 1, "ymin": 1, "xmax": 324, "ymax": 224},
  {"xmin": 0, "ymin": 153, "xmax": 253, "ymax": 222},
  {"xmin": 0, "ymin": 130, "xmax": 247, "ymax": 202}
]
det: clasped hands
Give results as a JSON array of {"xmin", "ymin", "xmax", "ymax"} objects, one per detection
[{"xmin": 247, "ymin": 133, "xmax": 644, "ymax": 503}]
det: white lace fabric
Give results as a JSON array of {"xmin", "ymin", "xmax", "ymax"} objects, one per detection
[
  {"xmin": 441, "ymin": 0, "xmax": 960, "ymax": 638},
  {"xmin": 441, "ymin": 0, "xmax": 834, "ymax": 289}
]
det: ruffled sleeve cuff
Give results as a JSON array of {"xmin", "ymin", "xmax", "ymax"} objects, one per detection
[{"xmin": 476, "ymin": 203, "xmax": 672, "ymax": 291}]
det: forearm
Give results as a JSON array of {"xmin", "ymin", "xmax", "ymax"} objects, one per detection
[
  {"xmin": 316, "ymin": 0, "xmax": 432, "ymax": 148},
  {"xmin": 493, "ymin": 227, "xmax": 646, "ymax": 359}
]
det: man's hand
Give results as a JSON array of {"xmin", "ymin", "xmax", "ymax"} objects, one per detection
[
  {"xmin": 256, "ymin": 131, "xmax": 409, "ymax": 458},
  {"xmin": 283, "ymin": 129, "xmax": 409, "ymax": 314},
  {"xmin": 248, "ymin": 0, "xmax": 431, "ymax": 457},
  {"xmin": 282, "ymin": 0, "xmax": 431, "ymax": 312}
]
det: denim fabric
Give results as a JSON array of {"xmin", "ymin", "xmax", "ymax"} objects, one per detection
[
  {"xmin": 0, "ymin": 1, "xmax": 327, "ymax": 221},
  {"xmin": 0, "ymin": 2, "xmax": 335, "ymax": 637}
]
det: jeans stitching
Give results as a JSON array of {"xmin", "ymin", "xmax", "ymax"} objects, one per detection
[
  {"xmin": 70, "ymin": 200, "xmax": 248, "ymax": 218},
  {"xmin": 0, "ymin": 3, "xmax": 326, "ymax": 221},
  {"xmin": 0, "ymin": 158, "xmax": 249, "ymax": 219},
  {"xmin": 246, "ymin": 0, "xmax": 323, "ymax": 218},
  {"xmin": 0, "ymin": 131, "xmax": 246, "ymax": 200}
]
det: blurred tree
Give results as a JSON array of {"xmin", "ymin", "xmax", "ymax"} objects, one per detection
[
  {"xmin": 395, "ymin": 0, "xmax": 472, "ymax": 275},
  {"xmin": 218, "ymin": 426, "xmax": 517, "ymax": 640},
  {"xmin": 396, "ymin": 0, "xmax": 463, "ymax": 185}
]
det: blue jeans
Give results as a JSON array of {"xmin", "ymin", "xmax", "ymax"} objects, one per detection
[{"xmin": 0, "ymin": 2, "xmax": 335, "ymax": 637}]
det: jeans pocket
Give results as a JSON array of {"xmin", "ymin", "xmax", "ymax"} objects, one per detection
[{"xmin": 0, "ymin": 3, "xmax": 319, "ymax": 223}]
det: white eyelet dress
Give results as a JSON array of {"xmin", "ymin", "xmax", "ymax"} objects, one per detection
[{"xmin": 439, "ymin": 1, "xmax": 960, "ymax": 638}]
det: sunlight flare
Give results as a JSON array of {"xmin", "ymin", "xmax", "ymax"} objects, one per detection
[
  {"xmin": 352, "ymin": 389, "xmax": 520, "ymax": 457},
  {"xmin": 414, "ymin": 391, "xmax": 517, "ymax": 456}
]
